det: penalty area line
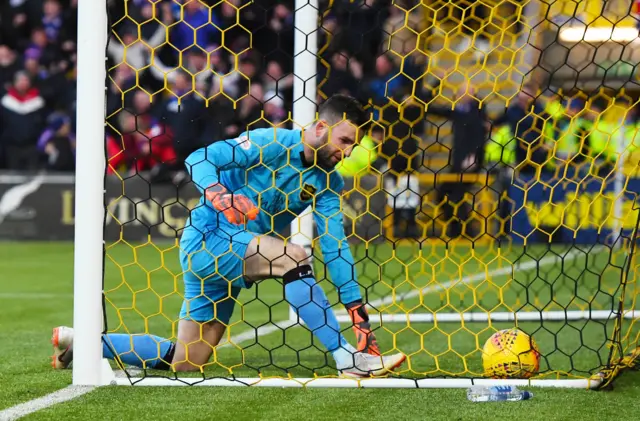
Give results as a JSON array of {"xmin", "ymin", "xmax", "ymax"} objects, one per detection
[
  {"xmin": 0, "ymin": 386, "xmax": 95, "ymax": 421},
  {"xmin": 224, "ymin": 248, "xmax": 585, "ymax": 347},
  {"xmin": 360, "ymin": 247, "xmax": 586, "ymax": 311},
  {"xmin": 221, "ymin": 319, "xmax": 299, "ymax": 350}
]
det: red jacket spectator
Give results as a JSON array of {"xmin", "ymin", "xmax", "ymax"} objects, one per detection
[{"xmin": 107, "ymin": 120, "xmax": 176, "ymax": 175}]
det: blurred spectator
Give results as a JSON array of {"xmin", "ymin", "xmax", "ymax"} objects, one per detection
[
  {"xmin": 107, "ymin": 110, "xmax": 176, "ymax": 177},
  {"xmin": 0, "ymin": 2, "xmax": 30, "ymax": 50},
  {"xmin": 154, "ymin": 71, "xmax": 208, "ymax": 166},
  {"xmin": 42, "ymin": 0, "xmax": 65, "ymax": 44},
  {"xmin": 107, "ymin": 9, "xmax": 172, "ymax": 71},
  {"xmin": 38, "ymin": 111, "xmax": 75, "ymax": 171},
  {"xmin": 382, "ymin": 0, "xmax": 424, "ymax": 67},
  {"xmin": 168, "ymin": 0, "xmax": 221, "ymax": 54},
  {"xmin": 427, "ymin": 86, "xmax": 490, "ymax": 239},
  {"xmin": 385, "ymin": 171, "xmax": 421, "ymax": 239},
  {"xmin": 427, "ymin": 86, "xmax": 489, "ymax": 173},
  {"xmin": 379, "ymin": 104, "xmax": 422, "ymax": 239},
  {"xmin": 0, "ymin": 71, "xmax": 46, "ymax": 170},
  {"xmin": 236, "ymin": 56, "xmax": 260, "ymax": 98},
  {"xmin": 207, "ymin": 48, "xmax": 242, "ymax": 100},
  {"xmin": 493, "ymin": 84, "xmax": 549, "ymax": 176},
  {"xmin": 252, "ymin": 3, "xmax": 294, "ymax": 72},
  {"xmin": 106, "ymin": 64, "xmax": 137, "ymax": 128},
  {"xmin": 107, "ymin": 114, "xmax": 141, "ymax": 175},
  {"xmin": 263, "ymin": 61, "xmax": 293, "ymax": 103},
  {"xmin": 318, "ymin": 51, "xmax": 362, "ymax": 99},
  {"xmin": 360, "ymin": 54, "xmax": 411, "ymax": 116},
  {"xmin": 232, "ymin": 83, "xmax": 268, "ymax": 133},
  {"xmin": 331, "ymin": 0, "xmax": 390, "ymax": 71},
  {"xmin": 26, "ymin": 28, "xmax": 59, "ymax": 70},
  {"xmin": 263, "ymin": 92, "xmax": 286, "ymax": 125},
  {"xmin": 148, "ymin": 48, "xmax": 212, "ymax": 95},
  {"xmin": 449, "ymin": 2, "xmax": 491, "ymax": 56},
  {"xmin": 0, "ymin": 46, "xmax": 20, "ymax": 93},
  {"xmin": 364, "ymin": 55, "xmax": 399, "ymax": 104},
  {"xmin": 24, "ymin": 32, "xmax": 70, "ymax": 108}
]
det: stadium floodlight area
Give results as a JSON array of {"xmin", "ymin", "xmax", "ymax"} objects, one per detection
[{"xmin": 73, "ymin": 0, "xmax": 640, "ymax": 389}]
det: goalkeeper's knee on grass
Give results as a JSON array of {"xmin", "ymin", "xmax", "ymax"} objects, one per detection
[{"xmin": 52, "ymin": 326, "xmax": 175, "ymax": 370}]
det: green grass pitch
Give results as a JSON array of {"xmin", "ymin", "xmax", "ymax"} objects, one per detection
[{"xmin": 1, "ymin": 241, "xmax": 639, "ymax": 420}]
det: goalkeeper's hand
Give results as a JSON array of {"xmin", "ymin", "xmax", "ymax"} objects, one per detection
[{"xmin": 205, "ymin": 184, "xmax": 259, "ymax": 225}]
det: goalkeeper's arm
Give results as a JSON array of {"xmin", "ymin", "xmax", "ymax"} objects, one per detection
[
  {"xmin": 313, "ymin": 177, "xmax": 381, "ymax": 355},
  {"xmin": 184, "ymin": 135, "xmax": 256, "ymax": 193},
  {"xmin": 184, "ymin": 132, "xmax": 283, "ymax": 224},
  {"xmin": 313, "ymin": 194, "xmax": 362, "ymax": 305},
  {"xmin": 185, "ymin": 131, "xmax": 288, "ymax": 192}
]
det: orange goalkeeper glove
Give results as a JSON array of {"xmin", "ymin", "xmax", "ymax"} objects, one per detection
[
  {"xmin": 205, "ymin": 184, "xmax": 259, "ymax": 225},
  {"xmin": 347, "ymin": 302, "xmax": 381, "ymax": 356}
]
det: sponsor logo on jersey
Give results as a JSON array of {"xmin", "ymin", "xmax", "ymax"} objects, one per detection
[
  {"xmin": 235, "ymin": 135, "xmax": 251, "ymax": 151},
  {"xmin": 300, "ymin": 183, "xmax": 317, "ymax": 201}
]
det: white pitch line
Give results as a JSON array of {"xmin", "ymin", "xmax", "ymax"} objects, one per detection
[
  {"xmin": 222, "ymin": 320, "xmax": 298, "ymax": 349},
  {"xmin": 0, "ymin": 386, "xmax": 95, "ymax": 421},
  {"xmin": 352, "ymin": 248, "xmax": 585, "ymax": 312},
  {"xmin": 2, "ymin": 249, "xmax": 587, "ymax": 352},
  {"xmin": 0, "ymin": 293, "xmax": 73, "ymax": 300},
  {"xmin": 224, "ymin": 248, "xmax": 584, "ymax": 346}
]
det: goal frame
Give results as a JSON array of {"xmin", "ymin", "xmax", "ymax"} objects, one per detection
[
  {"xmin": 73, "ymin": 0, "xmax": 108, "ymax": 387},
  {"xmin": 73, "ymin": 0, "xmax": 612, "ymax": 390}
]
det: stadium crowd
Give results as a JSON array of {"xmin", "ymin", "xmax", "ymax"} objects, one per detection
[
  {"xmin": 3, "ymin": 0, "xmax": 640, "ymax": 241},
  {"xmin": 0, "ymin": 0, "xmax": 428, "ymax": 178},
  {"xmin": 0, "ymin": 0, "xmax": 77, "ymax": 171},
  {"xmin": 0, "ymin": 0, "xmax": 556, "ymax": 178}
]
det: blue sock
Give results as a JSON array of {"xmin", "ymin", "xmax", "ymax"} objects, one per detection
[
  {"xmin": 102, "ymin": 333, "xmax": 174, "ymax": 369},
  {"xmin": 284, "ymin": 275, "xmax": 356, "ymax": 366}
]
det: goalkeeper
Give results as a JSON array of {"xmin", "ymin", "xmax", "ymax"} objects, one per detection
[{"xmin": 52, "ymin": 94, "xmax": 406, "ymax": 377}]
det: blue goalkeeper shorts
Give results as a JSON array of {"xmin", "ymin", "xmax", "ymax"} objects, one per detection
[{"xmin": 179, "ymin": 224, "xmax": 256, "ymax": 324}]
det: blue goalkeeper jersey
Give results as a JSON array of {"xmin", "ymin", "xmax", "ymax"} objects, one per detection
[{"xmin": 182, "ymin": 128, "xmax": 359, "ymax": 296}]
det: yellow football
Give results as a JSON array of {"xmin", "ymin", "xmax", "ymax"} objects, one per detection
[{"xmin": 482, "ymin": 328, "xmax": 541, "ymax": 379}]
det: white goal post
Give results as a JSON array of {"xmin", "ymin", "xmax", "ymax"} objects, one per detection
[
  {"xmin": 288, "ymin": 0, "xmax": 318, "ymax": 323},
  {"xmin": 72, "ymin": 0, "xmax": 615, "ymax": 390},
  {"xmin": 72, "ymin": 0, "xmax": 107, "ymax": 387}
]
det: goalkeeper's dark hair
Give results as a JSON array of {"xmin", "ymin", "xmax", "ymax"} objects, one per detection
[{"xmin": 318, "ymin": 94, "xmax": 370, "ymax": 131}]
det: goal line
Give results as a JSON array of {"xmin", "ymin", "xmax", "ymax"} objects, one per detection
[{"xmin": 107, "ymin": 373, "xmax": 605, "ymax": 389}]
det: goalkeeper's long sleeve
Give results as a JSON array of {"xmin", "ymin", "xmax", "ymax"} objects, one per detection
[
  {"xmin": 184, "ymin": 132, "xmax": 285, "ymax": 194},
  {"xmin": 313, "ymin": 177, "xmax": 363, "ymax": 306},
  {"xmin": 185, "ymin": 136, "xmax": 253, "ymax": 194}
]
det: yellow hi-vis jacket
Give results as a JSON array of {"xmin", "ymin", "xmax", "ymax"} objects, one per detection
[
  {"xmin": 336, "ymin": 135, "xmax": 378, "ymax": 178},
  {"xmin": 588, "ymin": 119, "xmax": 626, "ymax": 165},
  {"xmin": 485, "ymin": 125, "xmax": 515, "ymax": 166}
]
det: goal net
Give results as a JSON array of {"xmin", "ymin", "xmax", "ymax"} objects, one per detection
[{"xmin": 75, "ymin": 0, "xmax": 640, "ymax": 388}]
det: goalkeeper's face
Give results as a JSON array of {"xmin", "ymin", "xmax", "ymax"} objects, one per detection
[{"xmin": 316, "ymin": 120, "xmax": 359, "ymax": 169}]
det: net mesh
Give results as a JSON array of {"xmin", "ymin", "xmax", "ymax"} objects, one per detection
[{"xmin": 103, "ymin": 0, "xmax": 640, "ymax": 386}]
